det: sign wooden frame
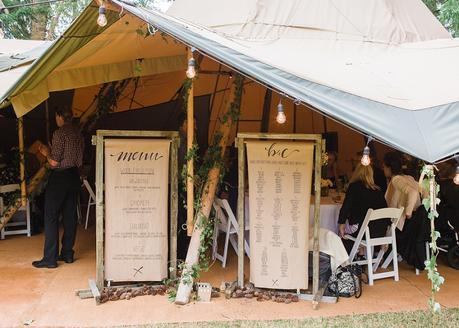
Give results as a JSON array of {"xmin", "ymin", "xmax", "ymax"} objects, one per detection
[
  {"xmin": 236, "ymin": 133, "xmax": 323, "ymax": 305},
  {"xmin": 93, "ymin": 130, "xmax": 179, "ymax": 290}
]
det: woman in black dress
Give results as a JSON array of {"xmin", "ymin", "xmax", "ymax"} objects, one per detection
[{"xmin": 338, "ymin": 164, "xmax": 389, "ymax": 253}]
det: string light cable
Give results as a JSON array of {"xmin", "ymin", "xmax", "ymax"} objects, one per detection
[{"xmin": 0, "ymin": 0, "xmax": 77, "ymax": 13}]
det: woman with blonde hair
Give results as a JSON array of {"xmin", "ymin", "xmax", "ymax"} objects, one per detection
[{"xmin": 338, "ymin": 164, "xmax": 390, "ymax": 253}]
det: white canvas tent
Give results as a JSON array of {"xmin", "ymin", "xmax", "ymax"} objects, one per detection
[
  {"xmin": 0, "ymin": 0, "xmax": 458, "ymax": 162},
  {"xmin": 0, "ymin": 40, "xmax": 50, "ymax": 106}
]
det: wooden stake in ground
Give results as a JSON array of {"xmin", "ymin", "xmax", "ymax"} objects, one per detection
[{"xmin": 175, "ymin": 74, "xmax": 244, "ymax": 305}]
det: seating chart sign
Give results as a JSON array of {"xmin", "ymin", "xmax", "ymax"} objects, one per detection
[
  {"xmin": 246, "ymin": 140, "xmax": 313, "ymax": 289},
  {"xmin": 104, "ymin": 139, "xmax": 170, "ymax": 281}
]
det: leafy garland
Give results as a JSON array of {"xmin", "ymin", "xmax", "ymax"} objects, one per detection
[
  {"xmin": 166, "ymin": 73, "xmax": 244, "ymax": 301},
  {"xmin": 420, "ymin": 165, "xmax": 444, "ymax": 313}
]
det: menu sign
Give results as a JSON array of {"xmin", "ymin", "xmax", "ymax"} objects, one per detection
[
  {"xmin": 104, "ymin": 139, "xmax": 170, "ymax": 281},
  {"xmin": 246, "ymin": 141, "xmax": 313, "ymax": 289}
]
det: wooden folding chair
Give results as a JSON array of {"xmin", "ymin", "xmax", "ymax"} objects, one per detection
[
  {"xmin": 345, "ymin": 207, "xmax": 404, "ymax": 285},
  {"xmin": 212, "ymin": 197, "xmax": 249, "ymax": 268}
]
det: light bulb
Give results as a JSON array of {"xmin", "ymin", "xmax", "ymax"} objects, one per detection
[
  {"xmin": 276, "ymin": 100, "xmax": 286, "ymax": 124},
  {"xmin": 361, "ymin": 146, "xmax": 371, "ymax": 166},
  {"xmin": 186, "ymin": 58, "xmax": 196, "ymax": 79},
  {"xmin": 97, "ymin": 5, "xmax": 108, "ymax": 27},
  {"xmin": 454, "ymin": 166, "xmax": 459, "ymax": 185}
]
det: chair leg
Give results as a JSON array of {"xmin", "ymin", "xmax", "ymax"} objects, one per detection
[
  {"xmin": 373, "ymin": 248, "xmax": 385, "ymax": 272},
  {"xmin": 26, "ymin": 200, "xmax": 31, "ymax": 237},
  {"xmin": 85, "ymin": 195, "xmax": 92, "ymax": 230},
  {"xmin": 392, "ymin": 228, "xmax": 399, "ymax": 282},
  {"xmin": 222, "ymin": 226, "xmax": 231, "ymax": 268},
  {"xmin": 366, "ymin": 244, "xmax": 374, "ymax": 286},
  {"xmin": 0, "ymin": 228, "xmax": 4, "ymax": 240}
]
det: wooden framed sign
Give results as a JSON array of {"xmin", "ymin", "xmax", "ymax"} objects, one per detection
[
  {"xmin": 236, "ymin": 133, "xmax": 323, "ymax": 304},
  {"xmin": 246, "ymin": 140, "xmax": 314, "ymax": 290},
  {"xmin": 93, "ymin": 130, "xmax": 179, "ymax": 289}
]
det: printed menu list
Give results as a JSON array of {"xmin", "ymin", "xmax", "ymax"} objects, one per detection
[
  {"xmin": 104, "ymin": 139, "xmax": 170, "ymax": 282},
  {"xmin": 247, "ymin": 141, "xmax": 313, "ymax": 289}
]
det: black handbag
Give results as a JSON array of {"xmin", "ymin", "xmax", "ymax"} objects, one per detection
[{"xmin": 327, "ymin": 264, "xmax": 363, "ymax": 298}]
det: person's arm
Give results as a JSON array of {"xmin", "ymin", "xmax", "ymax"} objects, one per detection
[{"xmin": 39, "ymin": 131, "xmax": 63, "ymax": 168}]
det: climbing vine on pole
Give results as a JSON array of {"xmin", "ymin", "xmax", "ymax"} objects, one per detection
[{"xmin": 420, "ymin": 164, "xmax": 444, "ymax": 312}]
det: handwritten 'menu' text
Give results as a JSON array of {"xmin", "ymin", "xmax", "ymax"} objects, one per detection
[{"xmin": 110, "ymin": 151, "xmax": 164, "ymax": 162}]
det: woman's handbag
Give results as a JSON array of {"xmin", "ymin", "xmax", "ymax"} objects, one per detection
[{"xmin": 327, "ymin": 264, "xmax": 363, "ymax": 298}]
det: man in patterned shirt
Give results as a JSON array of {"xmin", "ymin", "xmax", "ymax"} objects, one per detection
[{"xmin": 33, "ymin": 107, "xmax": 84, "ymax": 268}]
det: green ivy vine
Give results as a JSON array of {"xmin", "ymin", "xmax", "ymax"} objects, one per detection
[{"xmin": 420, "ymin": 165, "xmax": 444, "ymax": 313}]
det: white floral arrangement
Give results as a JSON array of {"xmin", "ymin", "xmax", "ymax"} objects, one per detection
[{"xmin": 321, "ymin": 178, "xmax": 333, "ymax": 188}]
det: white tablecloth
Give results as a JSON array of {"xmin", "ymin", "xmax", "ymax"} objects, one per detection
[{"xmin": 309, "ymin": 196, "xmax": 342, "ymax": 234}]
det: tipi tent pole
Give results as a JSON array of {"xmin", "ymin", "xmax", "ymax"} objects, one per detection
[
  {"xmin": 186, "ymin": 48, "xmax": 195, "ymax": 236},
  {"xmin": 45, "ymin": 100, "xmax": 50, "ymax": 144},
  {"xmin": 175, "ymin": 76, "xmax": 243, "ymax": 305},
  {"xmin": 18, "ymin": 117, "xmax": 27, "ymax": 207}
]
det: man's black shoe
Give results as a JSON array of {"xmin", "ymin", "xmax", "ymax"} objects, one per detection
[
  {"xmin": 32, "ymin": 259, "xmax": 58, "ymax": 269},
  {"xmin": 57, "ymin": 254, "xmax": 74, "ymax": 263}
]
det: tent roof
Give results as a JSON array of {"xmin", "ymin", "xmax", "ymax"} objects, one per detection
[{"xmin": 1, "ymin": 0, "xmax": 458, "ymax": 163}]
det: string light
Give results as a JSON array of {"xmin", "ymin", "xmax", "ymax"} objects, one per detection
[
  {"xmin": 97, "ymin": 4, "xmax": 108, "ymax": 27},
  {"xmin": 186, "ymin": 58, "xmax": 196, "ymax": 79},
  {"xmin": 361, "ymin": 136, "xmax": 373, "ymax": 166},
  {"xmin": 276, "ymin": 97, "xmax": 286, "ymax": 124}
]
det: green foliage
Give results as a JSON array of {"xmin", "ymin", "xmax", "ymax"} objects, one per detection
[
  {"xmin": 420, "ymin": 165, "xmax": 444, "ymax": 313},
  {"xmin": 0, "ymin": 0, "xmax": 90, "ymax": 40},
  {"xmin": 423, "ymin": 0, "xmax": 459, "ymax": 36}
]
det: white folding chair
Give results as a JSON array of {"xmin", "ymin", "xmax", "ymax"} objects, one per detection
[
  {"xmin": 82, "ymin": 179, "xmax": 96, "ymax": 230},
  {"xmin": 0, "ymin": 184, "xmax": 31, "ymax": 239},
  {"xmin": 345, "ymin": 207, "xmax": 404, "ymax": 286},
  {"xmin": 212, "ymin": 197, "xmax": 250, "ymax": 268}
]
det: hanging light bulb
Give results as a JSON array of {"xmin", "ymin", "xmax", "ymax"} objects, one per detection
[
  {"xmin": 454, "ymin": 165, "xmax": 459, "ymax": 185},
  {"xmin": 276, "ymin": 98, "xmax": 286, "ymax": 124},
  {"xmin": 186, "ymin": 57, "xmax": 196, "ymax": 79},
  {"xmin": 97, "ymin": 4, "xmax": 108, "ymax": 27},
  {"xmin": 361, "ymin": 146, "xmax": 371, "ymax": 166},
  {"xmin": 360, "ymin": 136, "xmax": 373, "ymax": 166}
]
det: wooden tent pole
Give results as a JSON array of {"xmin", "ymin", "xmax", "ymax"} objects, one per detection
[
  {"xmin": 18, "ymin": 117, "xmax": 27, "ymax": 207},
  {"xmin": 175, "ymin": 75, "xmax": 243, "ymax": 305},
  {"xmin": 45, "ymin": 100, "xmax": 50, "ymax": 144},
  {"xmin": 186, "ymin": 48, "xmax": 195, "ymax": 236}
]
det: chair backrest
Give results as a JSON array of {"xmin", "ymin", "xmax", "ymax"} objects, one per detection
[
  {"xmin": 213, "ymin": 197, "xmax": 239, "ymax": 230},
  {"xmin": 0, "ymin": 184, "xmax": 20, "ymax": 194},
  {"xmin": 0, "ymin": 184, "xmax": 22, "ymax": 215},
  {"xmin": 83, "ymin": 179, "xmax": 96, "ymax": 200},
  {"xmin": 348, "ymin": 207, "xmax": 404, "ymax": 262}
]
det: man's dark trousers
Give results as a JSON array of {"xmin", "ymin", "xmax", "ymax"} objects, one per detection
[{"xmin": 43, "ymin": 167, "xmax": 80, "ymax": 263}]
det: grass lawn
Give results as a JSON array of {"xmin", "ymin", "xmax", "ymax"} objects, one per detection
[{"xmin": 116, "ymin": 308, "xmax": 459, "ymax": 328}]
